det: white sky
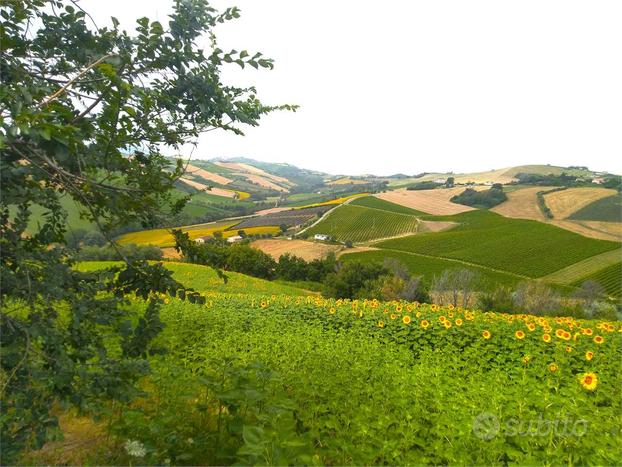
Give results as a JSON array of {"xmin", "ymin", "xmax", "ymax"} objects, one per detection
[{"xmin": 82, "ymin": 0, "xmax": 622, "ymax": 176}]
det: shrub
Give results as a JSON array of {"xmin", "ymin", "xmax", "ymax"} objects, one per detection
[
  {"xmin": 450, "ymin": 186, "xmax": 507, "ymax": 208},
  {"xmin": 76, "ymin": 244, "xmax": 163, "ymax": 261}
]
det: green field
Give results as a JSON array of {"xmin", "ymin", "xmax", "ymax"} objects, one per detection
[
  {"xmin": 46, "ymin": 284, "xmax": 621, "ymax": 465},
  {"xmin": 341, "ymin": 249, "xmax": 524, "ymax": 288},
  {"xmin": 77, "ymin": 261, "xmax": 312, "ymax": 296},
  {"xmin": 349, "ymin": 195, "xmax": 427, "ymax": 215},
  {"xmin": 306, "ymin": 204, "xmax": 420, "ymax": 243},
  {"xmin": 571, "ymin": 262, "xmax": 622, "ymax": 298},
  {"xmin": 377, "ymin": 210, "xmax": 619, "ymax": 277},
  {"xmin": 568, "ymin": 195, "xmax": 622, "ymax": 222}
]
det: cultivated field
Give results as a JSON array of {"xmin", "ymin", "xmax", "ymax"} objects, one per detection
[
  {"xmin": 571, "ymin": 262, "xmax": 622, "ymax": 298},
  {"xmin": 376, "ymin": 210, "xmax": 620, "ymax": 277},
  {"xmin": 543, "ymin": 249, "xmax": 622, "ymax": 286},
  {"xmin": 491, "ymin": 186, "xmax": 556, "ymax": 221},
  {"xmin": 215, "ymin": 161, "xmax": 293, "ymax": 186},
  {"xmin": 350, "ymin": 195, "xmax": 427, "ymax": 215},
  {"xmin": 251, "ymin": 238, "xmax": 340, "ymax": 261},
  {"xmin": 178, "ymin": 177, "xmax": 240, "ymax": 198},
  {"xmin": 327, "ymin": 177, "xmax": 369, "ymax": 185},
  {"xmin": 544, "ymin": 187, "xmax": 617, "ymax": 219},
  {"xmin": 235, "ymin": 206, "xmax": 331, "ymax": 229},
  {"xmin": 117, "ymin": 221, "xmax": 280, "ymax": 247},
  {"xmin": 340, "ymin": 248, "xmax": 523, "ymax": 288},
  {"xmin": 550, "ymin": 220, "xmax": 622, "ymax": 242},
  {"xmin": 375, "ymin": 187, "xmax": 484, "ymax": 215},
  {"xmin": 56, "ymin": 267, "xmax": 621, "ymax": 466},
  {"xmin": 233, "ymin": 172, "xmax": 289, "ymax": 192},
  {"xmin": 185, "ymin": 163, "xmax": 233, "ymax": 185},
  {"xmin": 569, "ymin": 195, "xmax": 622, "ymax": 222},
  {"xmin": 306, "ymin": 204, "xmax": 420, "ymax": 243}
]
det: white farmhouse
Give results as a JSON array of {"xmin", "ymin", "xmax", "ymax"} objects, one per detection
[
  {"xmin": 226, "ymin": 235, "xmax": 243, "ymax": 244},
  {"xmin": 314, "ymin": 234, "xmax": 330, "ymax": 242}
]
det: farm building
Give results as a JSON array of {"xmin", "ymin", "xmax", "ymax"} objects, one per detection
[
  {"xmin": 226, "ymin": 235, "xmax": 243, "ymax": 244},
  {"xmin": 194, "ymin": 236, "xmax": 209, "ymax": 244},
  {"xmin": 314, "ymin": 234, "xmax": 331, "ymax": 241}
]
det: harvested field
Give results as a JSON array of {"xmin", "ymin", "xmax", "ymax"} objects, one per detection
[
  {"xmin": 178, "ymin": 177, "xmax": 237, "ymax": 198},
  {"xmin": 491, "ymin": 186, "xmax": 557, "ymax": 221},
  {"xmin": 235, "ymin": 173, "xmax": 289, "ymax": 192},
  {"xmin": 544, "ymin": 187, "xmax": 617, "ymax": 219},
  {"xmin": 251, "ymin": 239, "xmax": 340, "ymax": 261},
  {"xmin": 215, "ymin": 161, "xmax": 293, "ymax": 186},
  {"xmin": 551, "ymin": 220, "xmax": 622, "ymax": 242},
  {"xmin": 375, "ymin": 187, "xmax": 485, "ymax": 215},
  {"xmin": 185, "ymin": 163, "xmax": 232, "ymax": 185}
]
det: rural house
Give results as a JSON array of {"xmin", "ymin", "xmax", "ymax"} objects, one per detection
[{"xmin": 314, "ymin": 234, "xmax": 330, "ymax": 241}]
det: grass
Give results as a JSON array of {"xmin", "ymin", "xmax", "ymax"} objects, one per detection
[
  {"xmin": 341, "ymin": 249, "xmax": 524, "ymax": 288},
  {"xmin": 568, "ymin": 195, "xmax": 622, "ymax": 222},
  {"xmin": 543, "ymin": 249, "xmax": 622, "ymax": 285},
  {"xmin": 76, "ymin": 261, "xmax": 312, "ymax": 296},
  {"xmin": 377, "ymin": 210, "xmax": 620, "ymax": 278},
  {"xmin": 306, "ymin": 204, "xmax": 419, "ymax": 243},
  {"xmin": 293, "ymin": 193, "xmax": 368, "ymax": 210},
  {"xmin": 349, "ymin": 195, "xmax": 427, "ymax": 215},
  {"xmin": 571, "ymin": 262, "xmax": 622, "ymax": 298}
]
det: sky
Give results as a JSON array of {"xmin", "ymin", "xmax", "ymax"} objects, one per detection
[{"xmin": 82, "ymin": 0, "xmax": 622, "ymax": 176}]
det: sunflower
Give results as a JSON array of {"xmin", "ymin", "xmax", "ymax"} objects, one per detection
[
  {"xmin": 260, "ymin": 300, "xmax": 268, "ymax": 308},
  {"xmin": 421, "ymin": 320, "xmax": 430, "ymax": 329},
  {"xmin": 390, "ymin": 313, "xmax": 397, "ymax": 320},
  {"xmin": 578, "ymin": 372, "xmax": 598, "ymax": 392},
  {"xmin": 555, "ymin": 328, "xmax": 565, "ymax": 339},
  {"xmin": 439, "ymin": 315, "xmax": 447, "ymax": 323},
  {"xmin": 594, "ymin": 335, "xmax": 604, "ymax": 344},
  {"xmin": 416, "ymin": 311, "xmax": 422, "ymax": 318},
  {"xmin": 515, "ymin": 330, "xmax": 525, "ymax": 340},
  {"xmin": 329, "ymin": 307, "xmax": 336, "ymax": 314},
  {"xmin": 542, "ymin": 333, "xmax": 551, "ymax": 343},
  {"xmin": 455, "ymin": 318, "xmax": 463, "ymax": 326},
  {"xmin": 549, "ymin": 363, "xmax": 558, "ymax": 373},
  {"xmin": 403, "ymin": 315, "xmax": 411, "ymax": 325},
  {"xmin": 526, "ymin": 323, "xmax": 536, "ymax": 332},
  {"xmin": 378, "ymin": 321, "xmax": 385, "ymax": 328},
  {"xmin": 582, "ymin": 328, "xmax": 593, "ymax": 336},
  {"xmin": 562, "ymin": 331, "xmax": 571, "ymax": 340},
  {"xmin": 565, "ymin": 346, "xmax": 572, "ymax": 353},
  {"xmin": 443, "ymin": 321, "xmax": 452, "ymax": 329},
  {"xmin": 482, "ymin": 330, "xmax": 491, "ymax": 340},
  {"xmin": 522, "ymin": 355, "xmax": 531, "ymax": 364},
  {"xmin": 396, "ymin": 305, "xmax": 403, "ymax": 313},
  {"xmin": 585, "ymin": 351, "xmax": 594, "ymax": 361}
]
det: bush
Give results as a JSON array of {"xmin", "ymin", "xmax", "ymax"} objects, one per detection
[
  {"xmin": 406, "ymin": 181, "xmax": 442, "ymax": 190},
  {"xmin": 226, "ymin": 244, "xmax": 277, "ymax": 279},
  {"xmin": 450, "ymin": 186, "xmax": 507, "ymax": 208},
  {"xmin": 323, "ymin": 261, "xmax": 388, "ymax": 299}
]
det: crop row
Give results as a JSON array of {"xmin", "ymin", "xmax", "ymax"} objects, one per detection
[
  {"xmin": 377, "ymin": 210, "xmax": 619, "ymax": 277},
  {"xmin": 306, "ymin": 205, "xmax": 420, "ymax": 243}
]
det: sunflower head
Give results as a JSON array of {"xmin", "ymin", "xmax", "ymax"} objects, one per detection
[
  {"xmin": 549, "ymin": 363, "xmax": 558, "ymax": 373},
  {"xmin": 515, "ymin": 330, "xmax": 525, "ymax": 340},
  {"xmin": 585, "ymin": 351, "xmax": 594, "ymax": 361},
  {"xmin": 455, "ymin": 318, "xmax": 463, "ymax": 326},
  {"xmin": 594, "ymin": 335, "xmax": 604, "ymax": 344},
  {"xmin": 579, "ymin": 372, "xmax": 598, "ymax": 392},
  {"xmin": 542, "ymin": 333, "xmax": 551, "ymax": 343},
  {"xmin": 402, "ymin": 315, "xmax": 411, "ymax": 324},
  {"xmin": 421, "ymin": 320, "xmax": 430, "ymax": 329},
  {"xmin": 378, "ymin": 320, "xmax": 385, "ymax": 328},
  {"xmin": 482, "ymin": 330, "xmax": 491, "ymax": 340}
]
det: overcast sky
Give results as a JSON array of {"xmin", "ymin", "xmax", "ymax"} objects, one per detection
[{"xmin": 82, "ymin": 0, "xmax": 621, "ymax": 175}]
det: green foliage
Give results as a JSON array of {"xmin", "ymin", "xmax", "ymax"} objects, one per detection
[
  {"xmin": 406, "ymin": 181, "xmax": 443, "ymax": 190},
  {"xmin": 377, "ymin": 210, "xmax": 619, "ymax": 277},
  {"xmin": 568, "ymin": 195, "xmax": 622, "ymax": 222},
  {"xmin": 323, "ymin": 261, "xmax": 388, "ymax": 299},
  {"xmin": 75, "ymin": 243, "xmax": 163, "ymax": 261},
  {"xmin": 99, "ymin": 294, "xmax": 622, "ymax": 465},
  {"xmin": 450, "ymin": 186, "xmax": 507, "ymax": 209},
  {"xmin": 307, "ymin": 205, "xmax": 419, "ymax": 243},
  {"xmin": 0, "ymin": 0, "xmax": 291, "ymax": 461},
  {"xmin": 349, "ymin": 195, "xmax": 427, "ymax": 215}
]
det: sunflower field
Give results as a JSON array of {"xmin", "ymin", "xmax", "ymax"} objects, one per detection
[{"xmin": 56, "ymin": 289, "xmax": 622, "ymax": 466}]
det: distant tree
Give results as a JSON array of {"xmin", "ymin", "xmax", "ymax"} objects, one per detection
[
  {"xmin": 237, "ymin": 229, "xmax": 247, "ymax": 238},
  {"xmin": 226, "ymin": 244, "xmax": 276, "ymax": 279},
  {"xmin": 279, "ymin": 223, "xmax": 288, "ymax": 234},
  {"xmin": 445, "ymin": 177, "xmax": 455, "ymax": 188},
  {"xmin": 431, "ymin": 268, "xmax": 480, "ymax": 307},
  {"xmin": 513, "ymin": 281, "xmax": 562, "ymax": 315},
  {"xmin": 344, "ymin": 240, "xmax": 354, "ymax": 248},
  {"xmin": 82, "ymin": 230, "xmax": 107, "ymax": 247},
  {"xmin": 323, "ymin": 261, "xmax": 387, "ymax": 299},
  {"xmin": 213, "ymin": 230, "xmax": 224, "ymax": 239}
]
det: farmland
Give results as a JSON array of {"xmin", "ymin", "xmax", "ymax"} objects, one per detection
[
  {"xmin": 571, "ymin": 262, "xmax": 622, "ymax": 298},
  {"xmin": 306, "ymin": 204, "xmax": 420, "ymax": 243},
  {"xmin": 349, "ymin": 195, "xmax": 427, "ymax": 215},
  {"xmin": 543, "ymin": 249, "xmax": 622, "ymax": 286},
  {"xmin": 235, "ymin": 206, "xmax": 332, "ymax": 229},
  {"xmin": 340, "ymin": 248, "xmax": 524, "ymax": 288},
  {"xmin": 569, "ymin": 195, "xmax": 622, "ymax": 222},
  {"xmin": 252, "ymin": 238, "xmax": 340, "ymax": 261},
  {"xmin": 34, "ymin": 270, "xmax": 622, "ymax": 465},
  {"xmin": 376, "ymin": 210, "xmax": 619, "ymax": 277},
  {"xmin": 375, "ymin": 187, "xmax": 484, "ymax": 215},
  {"xmin": 117, "ymin": 221, "xmax": 280, "ymax": 247},
  {"xmin": 544, "ymin": 187, "xmax": 617, "ymax": 219},
  {"xmin": 491, "ymin": 186, "xmax": 555, "ymax": 221}
]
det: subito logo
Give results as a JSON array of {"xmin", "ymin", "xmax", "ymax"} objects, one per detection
[{"xmin": 472, "ymin": 412, "xmax": 500, "ymax": 440}]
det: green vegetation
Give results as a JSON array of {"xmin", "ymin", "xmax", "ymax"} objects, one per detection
[
  {"xmin": 571, "ymin": 262, "xmax": 622, "ymax": 298},
  {"xmin": 77, "ymin": 261, "xmax": 311, "ymax": 296},
  {"xmin": 568, "ymin": 195, "xmax": 622, "ymax": 222},
  {"xmin": 406, "ymin": 180, "xmax": 443, "ymax": 190},
  {"xmin": 377, "ymin": 210, "xmax": 619, "ymax": 277},
  {"xmin": 450, "ymin": 185, "xmax": 507, "ymax": 209},
  {"xmin": 341, "ymin": 249, "xmax": 523, "ymax": 288},
  {"xmin": 349, "ymin": 195, "xmax": 427, "ymax": 215},
  {"xmin": 543, "ymin": 249, "xmax": 622, "ymax": 285},
  {"xmin": 306, "ymin": 205, "xmax": 419, "ymax": 243}
]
